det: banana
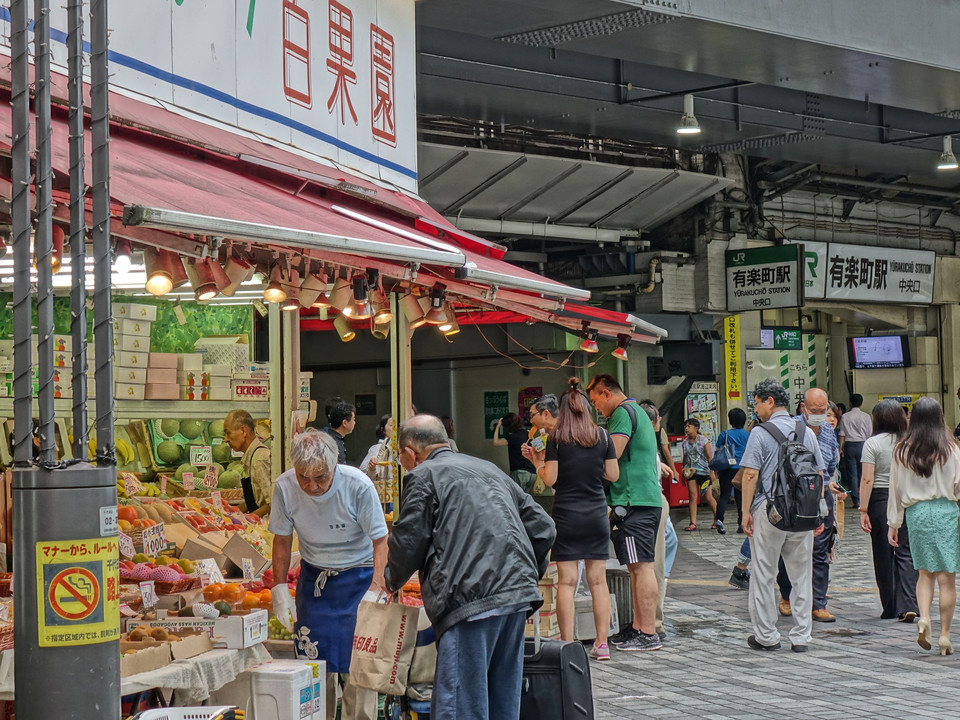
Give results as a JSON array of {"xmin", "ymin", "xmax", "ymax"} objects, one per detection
[{"xmin": 116, "ymin": 438, "xmax": 135, "ymax": 466}]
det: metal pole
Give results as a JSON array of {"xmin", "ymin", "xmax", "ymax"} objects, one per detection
[
  {"xmin": 91, "ymin": 0, "xmax": 114, "ymax": 460},
  {"xmin": 67, "ymin": 0, "xmax": 88, "ymax": 458},
  {"xmin": 10, "ymin": 0, "xmax": 33, "ymax": 466},
  {"xmin": 34, "ymin": 0, "xmax": 56, "ymax": 466}
]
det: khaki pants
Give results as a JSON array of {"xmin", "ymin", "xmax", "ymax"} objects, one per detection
[
  {"xmin": 654, "ymin": 494, "xmax": 669, "ymax": 632},
  {"xmin": 326, "ymin": 673, "xmax": 378, "ymax": 720}
]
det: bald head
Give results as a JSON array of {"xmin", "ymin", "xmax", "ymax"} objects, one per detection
[
  {"xmin": 804, "ymin": 388, "xmax": 829, "ymax": 413},
  {"xmin": 398, "ymin": 415, "xmax": 449, "ymax": 453}
]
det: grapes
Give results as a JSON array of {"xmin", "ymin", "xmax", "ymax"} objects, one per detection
[{"xmin": 267, "ymin": 616, "xmax": 294, "ymax": 641}]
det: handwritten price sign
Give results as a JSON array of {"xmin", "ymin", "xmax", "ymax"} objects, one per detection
[
  {"xmin": 141, "ymin": 524, "xmax": 166, "ymax": 557},
  {"xmin": 118, "ymin": 532, "xmax": 135, "ymax": 559},
  {"xmin": 203, "ymin": 465, "xmax": 219, "ymax": 490},
  {"xmin": 190, "ymin": 446, "xmax": 213, "ymax": 467}
]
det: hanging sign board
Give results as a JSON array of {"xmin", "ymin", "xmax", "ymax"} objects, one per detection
[
  {"xmin": 35, "ymin": 538, "xmax": 120, "ymax": 647},
  {"xmin": 725, "ymin": 246, "xmax": 803, "ymax": 311},
  {"xmin": 723, "ymin": 316, "xmax": 742, "ymax": 401},
  {"xmin": 483, "ymin": 391, "xmax": 510, "ymax": 440}
]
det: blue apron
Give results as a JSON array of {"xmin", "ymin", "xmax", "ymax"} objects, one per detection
[{"xmin": 294, "ymin": 561, "xmax": 373, "ymax": 673}]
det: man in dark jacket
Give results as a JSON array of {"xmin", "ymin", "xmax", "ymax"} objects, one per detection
[{"xmin": 385, "ymin": 415, "xmax": 556, "ymax": 720}]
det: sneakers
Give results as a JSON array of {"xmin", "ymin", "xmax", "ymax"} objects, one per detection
[
  {"xmin": 728, "ymin": 567, "xmax": 750, "ymax": 590},
  {"xmin": 778, "ymin": 598, "xmax": 792, "ymax": 616},
  {"xmin": 746, "ymin": 634, "xmax": 780, "ymax": 651},
  {"xmin": 617, "ymin": 632, "xmax": 663, "ymax": 652},
  {"xmin": 589, "ymin": 642, "xmax": 611, "ymax": 661},
  {"xmin": 609, "ymin": 626, "xmax": 640, "ymax": 647},
  {"xmin": 812, "ymin": 608, "xmax": 836, "ymax": 623},
  {"xmin": 716, "ymin": 519, "xmax": 726, "ymax": 535}
]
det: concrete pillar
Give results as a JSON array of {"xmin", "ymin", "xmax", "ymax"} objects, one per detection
[{"xmin": 939, "ymin": 305, "xmax": 960, "ymax": 430}]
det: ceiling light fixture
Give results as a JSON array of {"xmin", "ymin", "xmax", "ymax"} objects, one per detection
[
  {"xmin": 938, "ymin": 135, "xmax": 958, "ymax": 170},
  {"xmin": 185, "ymin": 257, "xmax": 219, "ymax": 301},
  {"xmin": 114, "ymin": 238, "xmax": 133, "ymax": 275},
  {"xmin": 438, "ymin": 304, "xmax": 460, "ymax": 336},
  {"xmin": 329, "ymin": 276, "xmax": 354, "ymax": 315},
  {"xmin": 351, "ymin": 275, "xmax": 373, "ymax": 320},
  {"xmin": 281, "ymin": 267, "xmax": 301, "ymax": 311},
  {"xmin": 300, "ymin": 266, "xmax": 330, "ymax": 308},
  {"xmin": 579, "ymin": 321, "xmax": 599, "ymax": 353},
  {"xmin": 334, "ymin": 313, "xmax": 356, "ymax": 342},
  {"xmin": 612, "ymin": 334, "xmax": 631, "ymax": 361},
  {"xmin": 143, "ymin": 247, "xmax": 175, "ymax": 296},
  {"xmin": 371, "ymin": 317, "xmax": 390, "ymax": 340},
  {"xmin": 263, "ymin": 262, "xmax": 287, "ymax": 304},
  {"xmin": 221, "ymin": 254, "xmax": 255, "ymax": 296},
  {"xmin": 676, "ymin": 93, "xmax": 701, "ymax": 135},
  {"xmin": 424, "ymin": 284, "xmax": 448, "ymax": 325},
  {"xmin": 372, "ymin": 291, "xmax": 394, "ymax": 324},
  {"xmin": 401, "ymin": 293, "xmax": 427, "ymax": 328}
]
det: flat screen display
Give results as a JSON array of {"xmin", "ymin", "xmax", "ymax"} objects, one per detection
[{"xmin": 847, "ymin": 336, "xmax": 911, "ymax": 369}]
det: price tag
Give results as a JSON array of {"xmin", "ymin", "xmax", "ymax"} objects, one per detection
[
  {"xmin": 118, "ymin": 531, "xmax": 135, "ymax": 559},
  {"xmin": 183, "ymin": 472, "xmax": 195, "ymax": 491},
  {"xmin": 139, "ymin": 581, "xmax": 156, "ymax": 609},
  {"xmin": 203, "ymin": 465, "xmax": 219, "ymax": 490},
  {"xmin": 195, "ymin": 558, "xmax": 224, "ymax": 585},
  {"xmin": 119, "ymin": 603, "xmax": 139, "ymax": 617},
  {"xmin": 211, "ymin": 490, "xmax": 222, "ymax": 507},
  {"xmin": 123, "ymin": 474, "xmax": 139, "ymax": 498},
  {"xmin": 190, "ymin": 445, "xmax": 213, "ymax": 467},
  {"xmin": 242, "ymin": 558, "xmax": 256, "ymax": 582},
  {"xmin": 160, "ymin": 475, "xmax": 168, "ymax": 496},
  {"xmin": 199, "ymin": 573, "xmax": 211, "ymax": 588},
  {"xmin": 141, "ymin": 524, "xmax": 167, "ymax": 557}
]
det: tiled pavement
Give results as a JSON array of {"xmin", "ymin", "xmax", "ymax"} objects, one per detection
[{"xmin": 590, "ymin": 505, "xmax": 960, "ymax": 719}]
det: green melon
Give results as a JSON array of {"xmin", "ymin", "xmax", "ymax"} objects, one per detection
[
  {"xmin": 174, "ymin": 463, "xmax": 194, "ymax": 482},
  {"xmin": 212, "ymin": 443, "xmax": 232, "ymax": 464},
  {"xmin": 208, "ymin": 420, "xmax": 225, "ymax": 439},
  {"xmin": 159, "ymin": 419, "xmax": 180, "ymax": 438},
  {"xmin": 217, "ymin": 470, "xmax": 241, "ymax": 489},
  {"xmin": 157, "ymin": 440, "xmax": 183, "ymax": 465},
  {"xmin": 180, "ymin": 420, "xmax": 204, "ymax": 440},
  {"xmin": 227, "ymin": 461, "xmax": 244, "ymax": 475},
  {"xmin": 212, "ymin": 462, "xmax": 225, "ymax": 475}
]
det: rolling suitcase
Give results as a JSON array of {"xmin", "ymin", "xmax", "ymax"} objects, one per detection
[{"xmin": 520, "ymin": 612, "xmax": 594, "ymax": 719}]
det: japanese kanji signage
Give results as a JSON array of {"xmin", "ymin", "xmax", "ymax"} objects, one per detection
[
  {"xmin": 0, "ymin": 0, "xmax": 417, "ymax": 191},
  {"xmin": 35, "ymin": 538, "xmax": 120, "ymax": 647},
  {"xmin": 723, "ymin": 316, "xmax": 742, "ymax": 401},
  {"xmin": 725, "ymin": 246, "xmax": 803, "ymax": 312},
  {"xmin": 787, "ymin": 241, "xmax": 935, "ymax": 304}
]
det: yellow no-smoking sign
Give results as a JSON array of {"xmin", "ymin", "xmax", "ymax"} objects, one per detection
[{"xmin": 35, "ymin": 538, "xmax": 120, "ymax": 647}]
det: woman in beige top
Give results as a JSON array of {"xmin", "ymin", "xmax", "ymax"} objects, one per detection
[{"xmin": 887, "ymin": 397, "xmax": 960, "ymax": 655}]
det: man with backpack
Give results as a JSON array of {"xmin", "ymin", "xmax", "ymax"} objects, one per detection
[{"xmin": 741, "ymin": 378, "xmax": 826, "ymax": 652}]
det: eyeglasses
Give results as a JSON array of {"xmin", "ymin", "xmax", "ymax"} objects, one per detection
[{"xmin": 529, "ymin": 409, "xmax": 541, "ymax": 419}]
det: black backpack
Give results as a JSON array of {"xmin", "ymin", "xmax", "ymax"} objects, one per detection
[{"xmin": 758, "ymin": 420, "xmax": 824, "ymax": 532}]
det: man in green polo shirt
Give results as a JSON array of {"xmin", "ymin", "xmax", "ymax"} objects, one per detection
[{"xmin": 588, "ymin": 374, "xmax": 663, "ymax": 652}]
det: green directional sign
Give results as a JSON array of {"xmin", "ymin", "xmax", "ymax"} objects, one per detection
[{"xmin": 773, "ymin": 329, "xmax": 802, "ymax": 350}]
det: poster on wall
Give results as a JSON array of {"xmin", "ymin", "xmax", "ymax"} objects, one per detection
[
  {"xmin": 723, "ymin": 316, "xmax": 742, "ymax": 402},
  {"xmin": 483, "ymin": 391, "xmax": 510, "ymax": 440},
  {"xmin": 685, "ymin": 382, "xmax": 719, "ymax": 444},
  {"xmin": 879, "ymin": 394, "xmax": 926, "ymax": 412},
  {"xmin": 518, "ymin": 387, "xmax": 543, "ymax": 423}
]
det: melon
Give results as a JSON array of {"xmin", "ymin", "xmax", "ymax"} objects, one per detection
[
  {"xmin": 227, "ymin": 461, "xmax": 244, "ymax": 475},
  {"xmin": 150, "ymin": 566, "xmax": 180, "ymax": 582},
  {"xmin": 175, "ymin": 463, "xmax": 196, "ymax": 482},
  {"xmin": 212, "ymin": 462, "xmax": 225, "ymax": 475},
  {"xmin": 212, "ymin": 443, "xmax": 232, "ymax": 464},
  {"xmin": 218, "ymin": 470, "xmax": 241, "ymax": 489},
  {"xmin": 159, "ymin": 419, "xmax": 180, "ymax": 438},
  {"xmin": 208, "ymin": 420, "xmax": 225, "ymax": 438},
  {"xmin": 129, "ymin": 564, "xmax": 153, "ymax": 580},
  {"xmin": 180, "ymin": 420, "xmax": 204, "ymax": 440},
  {"xmin": 157, "ymin": 440, "xmax": 183, "ymax": 465}
]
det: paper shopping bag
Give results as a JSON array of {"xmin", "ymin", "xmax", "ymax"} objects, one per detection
[
  {"xmin": 349, "ymin": 600, "xmax": 418, "ymax": 694},
  {"xmin": 408, "ymin": 608, "xmax": 437, "ymax": 685}
]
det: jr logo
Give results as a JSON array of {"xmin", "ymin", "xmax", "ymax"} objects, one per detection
[
  {"xmin": 732, "ymin": 252, "xmax": 745, "ymax": 263},
  {"xmin": 806, "ymin": 251, "xmax": 818, "ymax": 278}
]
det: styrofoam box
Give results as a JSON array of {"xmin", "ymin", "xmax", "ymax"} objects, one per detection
[
  {"xmin": 204, "ymin": 364, "xmax": 233, "ymax": 377},
  {"xmin": 178, "ymin": 353, "xmax": 204, "ymax": 372},
  {"xmin": 148, "ymin": 352, "xmax": 179, "ymax": 369},
  {"xmin": 208, "ymin": 374, "xmax": 231, "ymax": 388},
  {"xmin": 113, "ymin": 318, "xmax": 152, "ymax": 337},
  {"xmin": 144, "ymin": 383, "xmax": 181, "ymax": 401},
  {"xmin": 208, "ymin": 386, "xmax": 232, "ymax": 402},
  {"xmin": 145, "ymin": 368, "xmax": 177, "ymax": 385},
  {"xmin": 114, "ymin": 334, "xmax": 149, "ymax": 352},
  {"xmin": 572, "ymin": 593, "xmax": 619, "ymax": 642},
  {"xmin": 114, "ymin": 366, "xmax": 147, "ymax": 385},
  {"xmin": 117, "ymin": 350, "xmax": 149, "ymax": 368},
  {"xmin": 250, "ymin": 662, "xmax": 315, "ymax": 720},
  {"xmin": 115, "ymin": 382, "xmax": 146, "ymax": 401},
  {"xmin": 112, "ymin": 302, "xmax": 158, "ymax": 322}
]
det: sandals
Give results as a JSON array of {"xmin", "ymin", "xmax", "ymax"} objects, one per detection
[{"xmin": 684, "ymin": 523, "xmax": 698, "ymax": 532}]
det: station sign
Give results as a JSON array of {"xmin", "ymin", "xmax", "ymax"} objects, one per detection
[{"xmin": 725, "ymin": 246, "xmax": 803, "ymax": 312}]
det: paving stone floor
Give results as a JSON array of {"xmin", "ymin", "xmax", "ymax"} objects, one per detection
[{"xmin": 590, "ymin": 504, "xmax": 960, "ymax": 719}]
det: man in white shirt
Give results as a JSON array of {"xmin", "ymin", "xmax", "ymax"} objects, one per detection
[{"xmin": 839, "ymin": 394, "xmax": 872, "ymax": 507}]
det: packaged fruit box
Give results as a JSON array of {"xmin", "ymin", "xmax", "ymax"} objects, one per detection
[
  {"xmin": 175, "ymin": 510, "xmax": 221, "ymax": 533},
  {"xmin": 145, "ymin": 418, "xmax": 225, "ymax": 468}
]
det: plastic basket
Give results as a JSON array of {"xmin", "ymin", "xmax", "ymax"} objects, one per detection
[
  {"xmin": 0, "ymin": 574, "xmax": 12, "ymax": 599},
  {"xmin": 130, "ymin": 706, "xmax": 241, "ymax": 720},
  {"xmin": 0, "ymin": 625, "xmax": 13, "ymax": 651}
]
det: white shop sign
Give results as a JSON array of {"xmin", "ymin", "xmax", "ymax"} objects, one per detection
[
  {"xmin": 0, "ymin": 0, "xmax": 417, "ymax": 191},
  {"xmin": 725, "ymin": 246, "xmax": 803, "ymax": 312}
]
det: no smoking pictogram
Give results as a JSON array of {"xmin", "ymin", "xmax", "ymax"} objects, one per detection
[{"xmin": 48, "ymin": 567, "xmax": 100, "ymax": 622}]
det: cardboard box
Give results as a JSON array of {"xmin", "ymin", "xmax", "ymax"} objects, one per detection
[
  {"xmin": 115, "ymin": 334, "xmax": 150, "ymax": 352},
  {"xmin": 114, "ymin": 318, "xmax": 152, "ymax": 337},
  {"xmin": 144, "ymin": 383, "xmax": 180, "ymax": 401},
  {"xmin": 52, "ymin": 334, "xmax": 72, "ymax": 352},
  {"xmin": 233, "ymin": 379, "xmax": 269, "ymax": 401},
  {"xmin": 194, "ymin": 336, "xmax": 250, "ymax": 370},
  {"xmin": 539, "ymin": 583, "xmax": 557, "ymax": 610},
  {"xmin": 179, "ymin": 538, "xmax": 231, "ymax": 570},
  {"xmin": 204, "ymin": 364, "xmax": 233, "ymax": 377},
  {"xmin": 116, "ymin": 382, "xmax": 146, "ymax": 401},
  {"xmin": 524, "ymin": 611, "xmax": 559, "ymax": 639},
  {"xmin": 243, "ymin": 362, "xmax": 270, "ymax": 376},
  {"xmin": 0, "ymin": 357, "xmax": 12, "ymax": 374},
  {"xmin": 120, "ymin": 641, "xmax": 172, "ymax": 677},
  {"xmin": 113, "ymin": 302, "xmax": 159, "ymax": 323},
  {"xmin": 180, "ymin": 385, "xmax": 210, "ymax": 401},
  {"xmin": 178, "ymin": 353, "xmax": 204, "ymax": 373},
  {"xmin": 208, "ymin": 374, "xmax": 231, "ymax": 388},
  {"xmin": 170, "ymin": 631, "xmax": 214, "ymax": 660},
  {"xmin": 117, "ymin": 351, "xmax": 149, "ymax": 368},
  {"xmin": 208, "ymin": 387, "xmax": 232, "ymax": 402},
  {"xmin": 162, "ymin": 522, "xmax": 201, "ymax": 552},
  {"xmin": 126, "ymin": 610, "xmax": 268, "ymax": 649},
  {"xmin": 148, "ymin": 352, "xmax": 180, "ymax": 369},
  {"xmin": 221, "ymin": 532, "xmax": 270, "ymax": 575},
  {"xmin": 146, "ymin": 368, "xmax": 178, "ymax": 385},
  {"xmin": 115, "ymin": 366, "xmax": 148, "ymax": 384},
  {"xmin": 178, "ymin": 371, "xmax": 210, "ymax": 387},
  {"xmin": 53, "ymin": 350, "xmax": 71, "ymax": 368},
  {"xmin": 539, "ymin": 562, "xmax": 558, "ymax": 585}
]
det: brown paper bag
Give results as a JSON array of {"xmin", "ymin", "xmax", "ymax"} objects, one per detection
[
  {"xmin": 349, "ymin": 600, "xmax": 418, "ymax": 694},
  {"xmin": 408, "ymin": 608, "xmax": 437, "ymax": 685}
]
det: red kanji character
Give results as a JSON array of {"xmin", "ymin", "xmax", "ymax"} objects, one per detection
[
  {"xmin": 370, "ymin": 24, "xmax": 396, "ymax": 146},
  {"xmin": 283, "ymin": 0, "xmax": 312, "ymax": 108},
  {"xmin": 326, "ymin": 0, "xmax": 358, "ymax": 125},
  {"xmin": 107, "ymin": 576, "xmax": 118, "ymax": 602}
]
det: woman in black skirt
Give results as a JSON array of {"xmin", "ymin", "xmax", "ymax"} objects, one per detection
[{"xmin": 535, "ymin": 377, "xmax": 619, "ymax": 660}]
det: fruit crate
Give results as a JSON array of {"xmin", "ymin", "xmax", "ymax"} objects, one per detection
[{"xmin": 145, "ymin": 419, "xmax": 218, "ymax": 469}]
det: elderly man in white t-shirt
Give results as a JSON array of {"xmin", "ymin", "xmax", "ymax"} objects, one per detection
[{"xmin": 270, "ymin": 429, "xmax": 388, "ymax": 720}]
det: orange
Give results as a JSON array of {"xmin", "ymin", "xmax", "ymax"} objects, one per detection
[
  {"xmin": 202, "ymin": 583, "xmax": 224, "ymax": 602},
  {"xmin": 257, "ymin": 588, "xmax": 273, "ymax": 610},
  {"xmin": 221, "ymin": 583, "xmax": 245, "ymax": 604},
  {"xmin": 241, "ymin": 592, "xmax": 261, "ymax": 610},
  {"xmin": 117, "ymin": 507, "xmax": 138, "ymax": 523}
]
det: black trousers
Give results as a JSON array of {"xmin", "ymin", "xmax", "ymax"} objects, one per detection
[
  {"xmin": 868, "ymin": 488, "xmax": 919, "ymax": 619},
  {"xmin": 715, "ymin": 468, "xmax": 738, "ymax": 524},
  {"xmin": 778, "ymin": 492, "xmax": 834, "ymax": 611}
]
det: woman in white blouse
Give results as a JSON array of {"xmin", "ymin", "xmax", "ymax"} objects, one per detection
[
  {"xmin": 859, "ymin": 400, "xmax": 918, "ymax": 622},
  {"xmin": 888, "ymin": 397, "xmax": 960, "ymax": 655}
]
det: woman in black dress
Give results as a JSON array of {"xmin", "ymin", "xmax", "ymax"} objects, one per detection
[{"xmin": 537, "ymin": 378, "xmax": 619, "ymax": 659}]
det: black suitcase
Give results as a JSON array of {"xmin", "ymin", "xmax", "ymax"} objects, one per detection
[{"xmin": 519, "ymin": 619, "xmax": 594, "ymax": 719}]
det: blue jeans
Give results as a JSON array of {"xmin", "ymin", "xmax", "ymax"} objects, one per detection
[
  {"xmin": 664, "ymin": 517, "xmax": 678, "ymax": 578},
  {"xmin": 739, "ymin": 537, "xmax": 751, "ymax": 565},
  {"xmin": 433, "ymin": 610, "xmax": 526, "ymax": 720}
]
